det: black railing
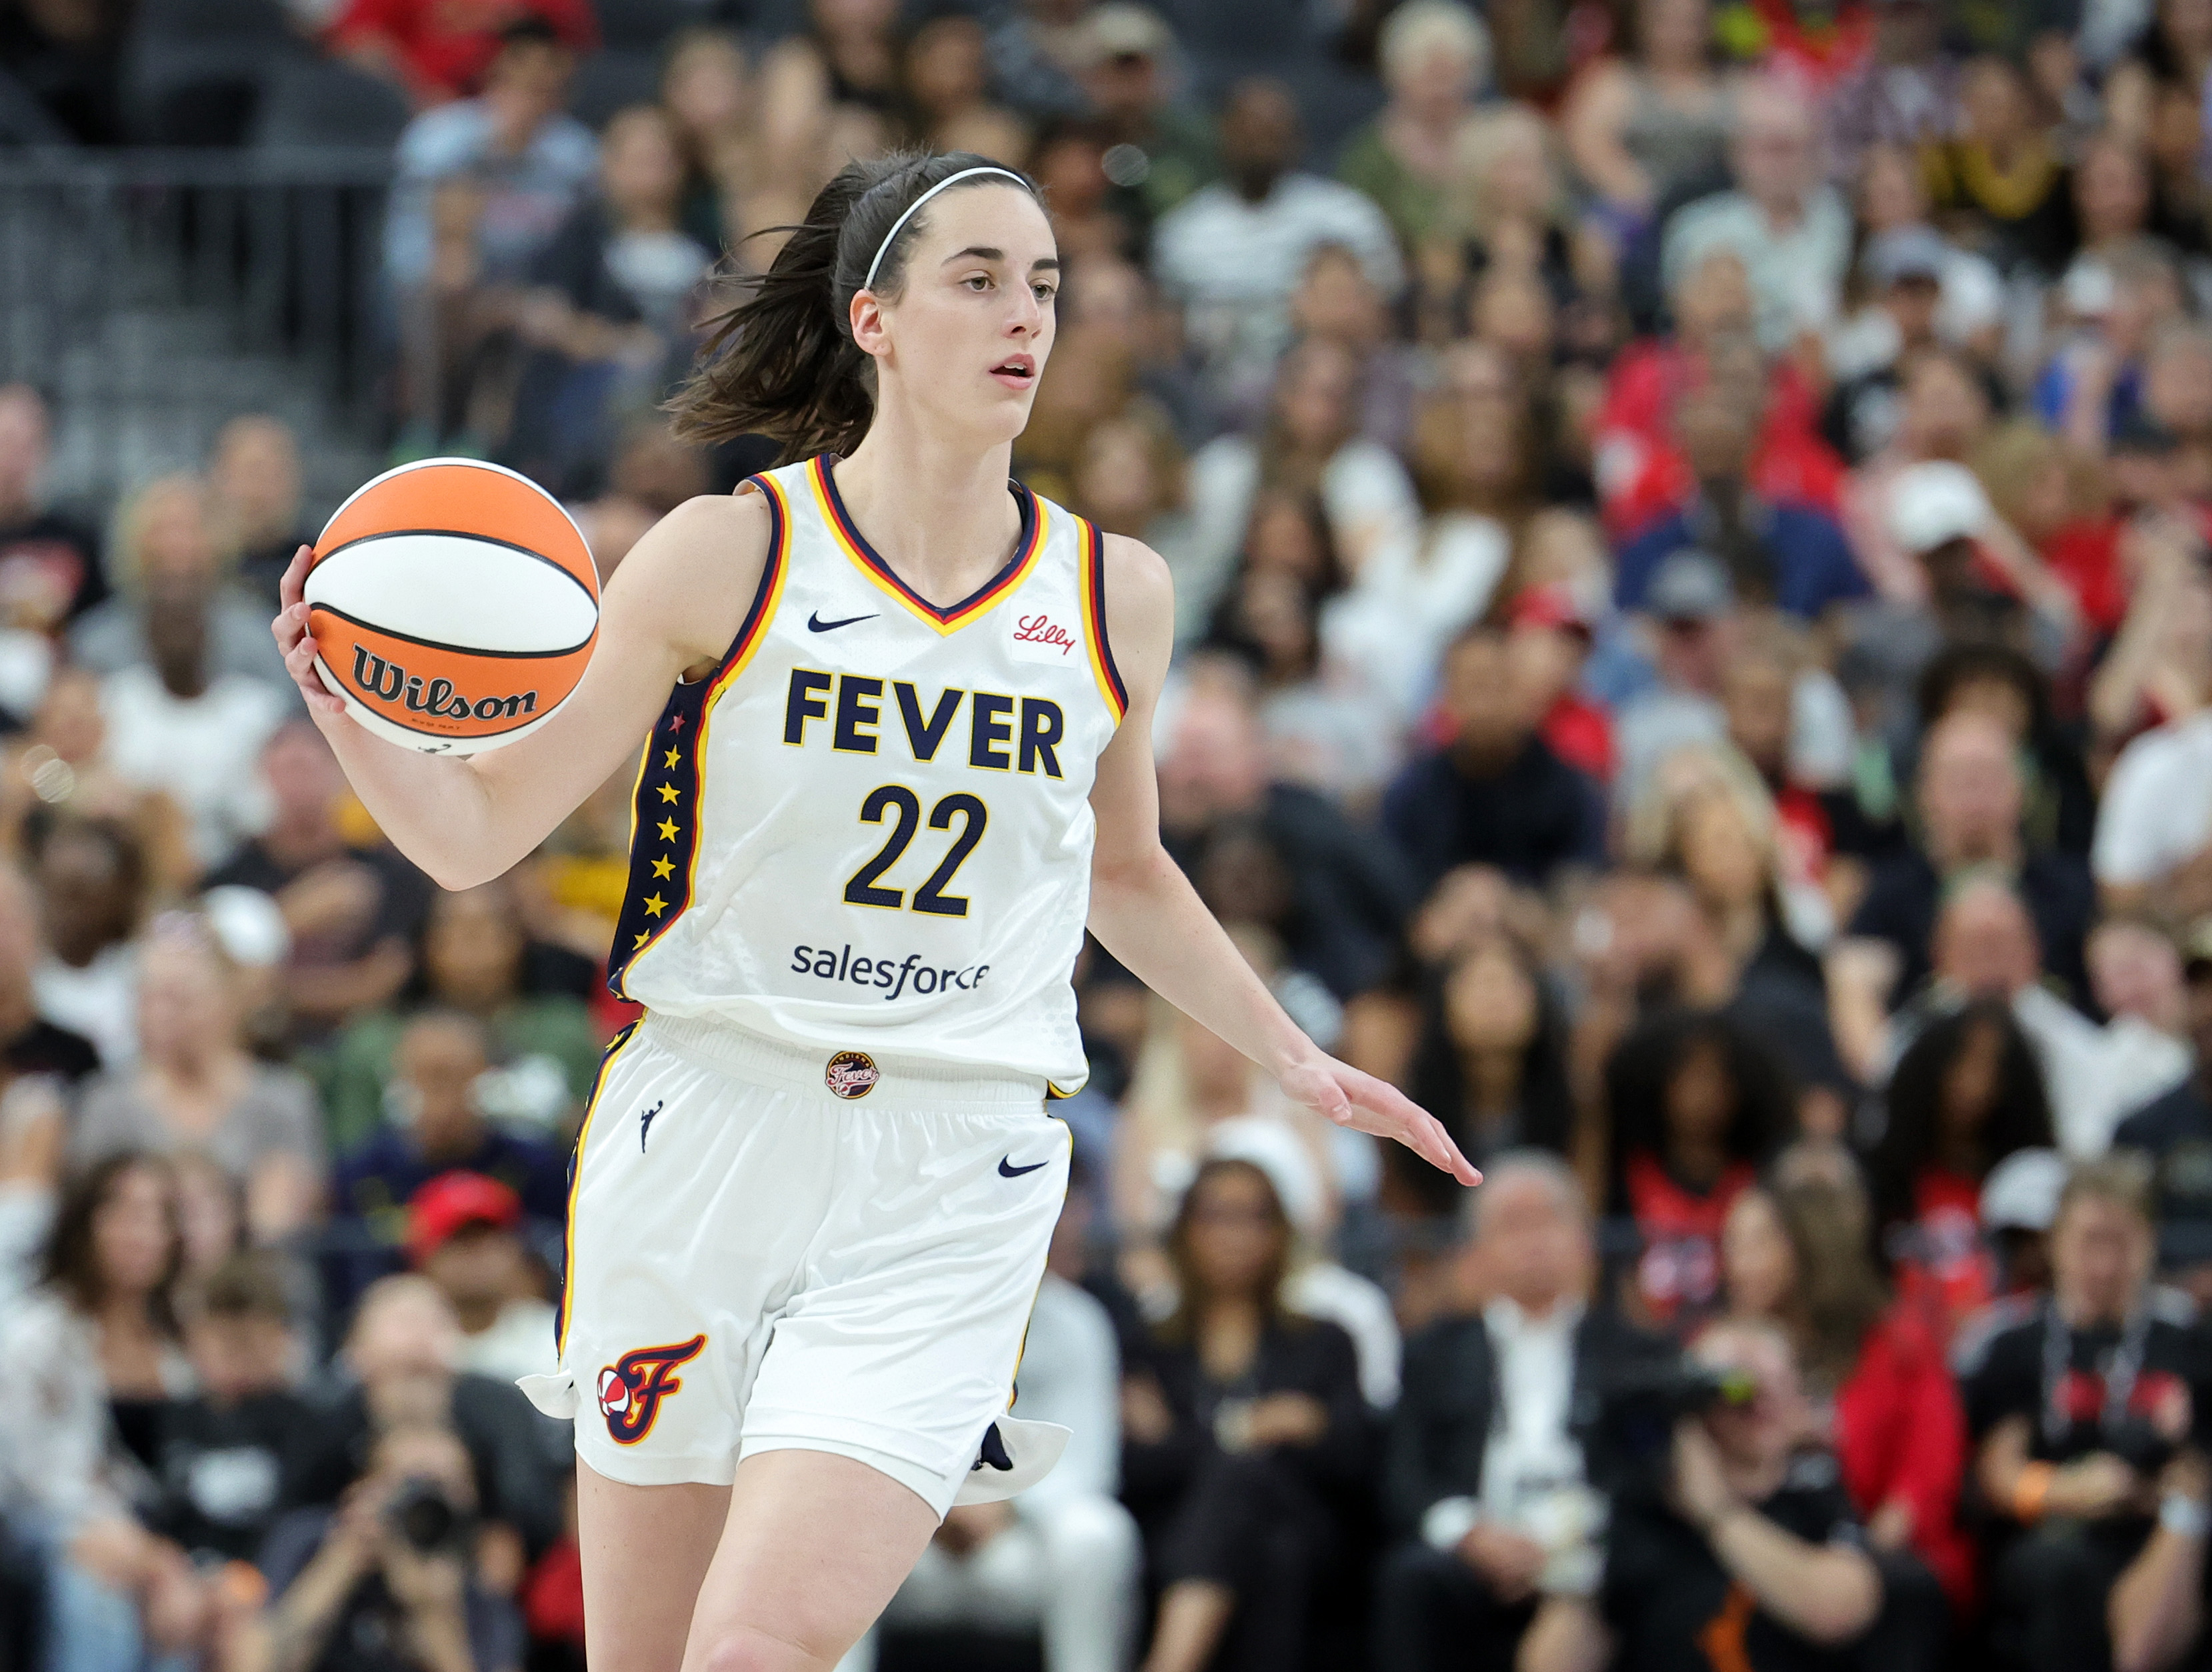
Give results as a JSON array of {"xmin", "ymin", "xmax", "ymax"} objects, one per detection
[{"xmin": 0, "ymin": 147, "xmax": 394, "ymax": 419}]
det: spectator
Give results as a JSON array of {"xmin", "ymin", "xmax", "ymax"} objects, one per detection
[
  {"xmin": 31, "ymin": 815, "xmax": 148, "ymax": 1071},
  {"xmin": 0, "ymin": 857, "xmax": 97, "ymax": 1089},
  {"xmin": 853, "ymin": 1179, "xmax": 1140, "ymax": 1672},
  {"xmin": 1376, "ymin": 1151, "xmax": 1669, "ymax": 1672},
  {"xmin": 1403, "ymin": 932, "xmax": 1577, "ymax": 1199},
  {"xmin": 659, "ymin": 27, "xmax": 756, "ymax": 261},
  {"xmin": 904, "ymin": 14, "xmax": 1029, "ymax": 163},
  {"xmin": 259, "ymin": 1419, "xmax": 527, "ymax": 1672},
  {"xmin": 1844, "ymin": 710, "xmax": 2099, "ymax": 1011},
  {"xmin": 333, "ymin": 1011, "xmax": 569, "ymax": 1297},
  {"xmin": 1560, "ymin": 0, "xmax": 1734, "ymax": 233},
  {"xmin": 1336, "ymin": 0, "xmax": 1493, "ymax": 251},
  {"xmin": 2115, "ymin": 922, "xmax": 2212, "ymax": 1299},
  {"xmin": 1920, "ymin": 55, "xmax": 2076, "ymax": 276},
  {"xmin": 1519, "ymin": 1317, "xmax": 1884, "ymax": 1671},
  {"xmin": 285, "ymin": 1274, "xmax": 559, "ymax": 1552},
  {"xmin": 1183, "ymin": 333, "xmax": 1423, "ymax": 625},
  {"xmin": 409, "ymin": 1170, "xmax": 556, "ymax": 1384},
  {"xmin": 207, "ymin": 719, "xmax": 432, "ymax": 1043},
  {"xmin": 1076, "ymin": 7, "xmax": 1217, "ymax": 225},
  {"xmin": 1613, "ymin": 382, "xmax": 1868, "ymax": 623},
  {"xmin": 325, "ymin": 880, "xmax": 604, "ymax": 1152},
  {"xmin": 1381, "ymin": 625, "xmax": 1607, "ymax": 893},
  {"xmin": 2095, "ymin": 630, "xmax": 2212, "ymax": 916},
  {"xmin": 99, "ymin": 565, "xmax": 290, "ymax": 875},
  {"xmin": 332, "ymin": 0, "xmax": 597, "ymax": 109},
  {"xmin": 1157, "ymin": 677, "xmax": 1419, "ymax": 999},
  {"xmin": 1872, "ymin": 996, "xmax": 2055, "ymax": 1337},
  {"xmin": 1720, "ymin": 1175, "xmax": 1976, "ymax": 1609},
  {"xmin": 1959, "ymin": 1156, "xmax": 2211, "ymax": 1672},
  {"xmin": 69, "ymin": 473, "xmax": 290, "ymax": 691},
  {"xmin": 1660, "ymin": 78, "xmax": 1854, "ymax": 353},
  {"xmin": 208, "ymin": 416, "xmax": 311, "ymax": 609},
  {"xmin": 1120, "ymin": 1158, "xmax": 1368, "ymax": 1672},
  {"xmin": 1604, "ymin": 1008, "xmax": 1793, "ymax": 1324},
  {"xmin": 507, "ymin": 104, "xmax": 715, "ymax": 495},
  {"xmin": 0, "ymin": 1153, "xmax": 205, "ymax": 1672},
  {"xmin": 0, "ymin": 382, "xmax": 104, "ymax": 635},
  {"xmin": 1153, "ymin": 78, "xmax": 1404, "ymax": 399},
  {"xmin": 145, "ymin": 1250, "xmax": 307, "ymax": 1565},
  {"xmin": 72, "ymin": 913, "xmax": 325, "ymax": 1244}
]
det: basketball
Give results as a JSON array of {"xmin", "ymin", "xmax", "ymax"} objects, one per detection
[{"xmin": 302, "ymin": 458, "xmax": 601, "ymax": 755}]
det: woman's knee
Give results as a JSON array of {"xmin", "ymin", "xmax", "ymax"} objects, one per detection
[{"xmin": 695, "ymin": 1623, "xmax": 841, "ymax": 1672}]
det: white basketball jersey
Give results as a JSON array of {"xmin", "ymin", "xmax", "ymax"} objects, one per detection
[{"xmin": 609, "ymin": 455, "xmax": 1127, "ymax": 1094}]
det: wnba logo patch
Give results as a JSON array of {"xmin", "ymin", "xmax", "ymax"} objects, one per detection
[
  {"xmin": 825, "ymin": 1050, "xmax": 879, "ymax": 1099},
  {"xmin": 597, "ymin": 1335, "xmax": 706, "ymax": 1445}
]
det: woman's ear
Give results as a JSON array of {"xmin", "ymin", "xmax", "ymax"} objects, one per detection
[{"xmin": 850, "ymin": 289, "xmax": 889, "ymax": 359}]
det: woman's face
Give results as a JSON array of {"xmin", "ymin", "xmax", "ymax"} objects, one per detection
[
  {"xmin": 663, "ymin": 41, "xmax": 747, "ymax": 136},
  {"xmin": 1677, "ymin": 791, "xmax": 1769, "ymax": 909},
  {"xmin": 425, "ymin": 893, "xmax": 525, "ymax": 1008},
  {"xmin": 1444, "ymin": 940, "xmax": 1539, "ymax": 1055},
  {"xmin": 94, "ymin": 1165, "xmax": 176, "ymax": 1301},
  {"xmin": 1234, "ymin": 569, "xmax": 1316, "ymax": 678},
  {"xmin": 1485, "ymin": 129, "xmax": 1550, "ymax": 220},
  {"xmin": 601, "ymin": 111, "xmax": 687, "ymax": 218},
  {"xmin": 866, "ymin": 185, "xmax": 1059, "ymax": 448},
  {"xmin": 1075, "ymin": 423, "xmax": 1159, "ymax": 529},
  {"xmin": 907, "ymin": 17, "xmax": 989, "ymax": 114},
  {"xmin": 1665, "ymin": 1039, "xmax": 1737, "ymax": 1145},
  {"xmin": 1939, "ymin": 1020, "xmax": 2005, "ymax": 1136},
  {"xmin": 137, "ymin": 483, "xmax": 217, "ymax": 588},
  {"xmin": 1857, "ymin": 145, "xmax": 1926, "ymax": 231},
  {"xmin": 1942, "ymin": 674, "xmax": 2032, "ymax": 743},
  {"xmin": 1900, "ymin": 361, "xmax": 1988, "ymax": 460},
  {"xmin": 1275, "ymin": 346, "xmax": 1357, "ymax": 454},
  {"xmin": 1244, "ymin": 497, "xmax": 1327, "ymax": 583},
  {"xmin": 1722, "ymin": 1189, "xmax": 1798, "ymax": 1317},
  {"xmin": 1184, "ymin": 1167, "xmax": 1286, "ymax": 1298},
  {"xmin": 137, "ymin": 935, "xmax": 237, "ymax": 1063}
]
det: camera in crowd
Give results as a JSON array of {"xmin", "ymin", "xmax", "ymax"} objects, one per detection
[
  {"xmin": 384, "ymin": 1477, "xmax": 473, "ymax": 1557},
  {"xmin": 1587, "ymin": 1356, "xmax": 1759, "ymax": 1496}
]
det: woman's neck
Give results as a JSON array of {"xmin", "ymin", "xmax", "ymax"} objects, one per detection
[
  {"xmin": 1196, "ymin": 1295, "xmax": 1264, "ymax": 1378},
  {"xmin": 837, "ymin": 423, "xmax": 1022, "ymax": 609},
  {"xmin": 1669, "ymin": 1134, "xmax": 1728, "ymax": 1187},
  {"xmin": 1935, "ymin": 1126, "xmax": 1982, "ymax": 1176},
  {"xmin": 1707, "ymin": 895, "xmax": 1766, "ymax": 965},
  {"xmin": 615, "ymin": 200, "xmax": 679, "ymax": 236}
]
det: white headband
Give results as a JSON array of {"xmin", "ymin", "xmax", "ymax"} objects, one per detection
[{"xmin": 861, "ymin": 166, "xmax": 1031, "ymax": 293}]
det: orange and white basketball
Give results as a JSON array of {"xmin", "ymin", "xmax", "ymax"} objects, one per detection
[{"xmin": 303, "ymin": 459, "xmax": 601, "ymax": 755}]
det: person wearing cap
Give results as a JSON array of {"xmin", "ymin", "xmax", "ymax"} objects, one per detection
[
  {"xmin": 410, "ymin": 1169, "xmax": 557, "ymax": 1385},
  {"xmin": 2032, "ymin": 239, "xmax": 2185, "ymax": 453},
  {"xmin": 1980, "ymin": 1147, "xmax": 2067, "ymax": 1297},
  {"xmin": 1508, "ymin": 585, "xmax": 1612, "ymax": 783},
  {"xmin": 1075, "ymin": 5, "xmax": 1217, "ymax": 221},
  {"xmin": 1152, "ymin": 79, "xmax": 1403, "ymax": 398},
  {"xmin": 1609, "ymin": 549, "xmax": 1736, "ymax": 804},
  {"xmin": 1957, "ymin": 1157, "xmax": 2212, "ymax": 1672},
  {"xmin": 1823, "ymin": 229, "xmax": 1959, "ymax": 465},
  {"xmin": 1614, "ymin": 382, "xmax": 1868, "ymax": 625}
]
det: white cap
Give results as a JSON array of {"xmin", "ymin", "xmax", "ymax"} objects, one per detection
[
  {"xmin": 199, "ymin": 884, "xmax": 291, "ymax": 969},
  {"xmin": 1888, "ymin": 459, "xmax": 1991, "ymax": 555},
  {"xmin": 1981, "ymin": 1147, "xmax": 2067, "ymax": 1234},
  {"xmin": 1205, "ymin": 1115, "xmax": 1327, "ymax": 1239}
]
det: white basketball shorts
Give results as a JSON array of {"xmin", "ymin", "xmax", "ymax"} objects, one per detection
[{"xmin": 519, "ymin": 1011, "xmax": 1073, "ymax": 1517}]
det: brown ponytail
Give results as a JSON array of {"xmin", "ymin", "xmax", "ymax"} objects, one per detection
[{"xmin": 668, "ymin": 150, "xmax": 1038, "ymax": 463}]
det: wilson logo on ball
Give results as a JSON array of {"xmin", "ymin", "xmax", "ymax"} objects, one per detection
[{"xmin": 349, "ymin": 645, "xmax": 541, "ymax": 723}]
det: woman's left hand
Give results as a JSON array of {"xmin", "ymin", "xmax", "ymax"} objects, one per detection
[{"xmin": 1278, "ymin": 1056, "xmax": 1481, "ymax": 1186}]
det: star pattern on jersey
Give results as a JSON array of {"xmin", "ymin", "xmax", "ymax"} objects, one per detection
[
  {"xmin": 657, "ymin": 783, "xmax": 681, "ymax": 803},
  {"xmin": 650, "ymin": 856, "xmax": 675, "ymax": 879},
  {"xmin": 667, "ymin": 713, "xmax": 686, "ymax": 734},
  {"xmin": 643, "ymin": 894, "xmax": 667, "ymax": 917},
  {"xmin": 656, "ymin": 816, "xmax": 679, "ymax": 842},
  {"xmin": 632, "ymin": 930, "xmax": 650, "ymax": 949},
  {"xmin": 663, "ymin": 747, "xmax": 681, "ymax": 769}
]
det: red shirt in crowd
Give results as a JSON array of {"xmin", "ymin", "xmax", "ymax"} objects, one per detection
[
  {"xmin": 1595, "ymin": 343, "xmax": 1848, "ymax": 541},
  {"xmin": 330, "ymin": 0, "xmax": 599, "ymax": 101},
  {"xmin": 2041, "ymin": 518, "xmax": 2129, "ymax": 636},
  {"xmin": 1541, "ymin": 693, "xmax": 1615, "ymax": 781},
  {"xmin": 1891, "ymin": 1167, "xmax": 1997, "ymax": 1345},
  {"xmin": 1625, "ymin": 1153, "xmax": 1757, "ymax": 1325},
  {"xmin": 1831, "ymin": 1307, "xmax": 1977, "ymax": 1611}
]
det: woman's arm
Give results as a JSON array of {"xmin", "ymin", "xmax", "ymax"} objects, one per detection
[
  {"xmin": 1560, "ymin": 63, "xmax": 1653, "ymax": 212},
  {"xmin": 273, "ymin": 491, "xmax": 767, "ymax": 892},
  {"xmin": 1084, "ymin": 535, "xmax": 1477, "ymax": 1187}
]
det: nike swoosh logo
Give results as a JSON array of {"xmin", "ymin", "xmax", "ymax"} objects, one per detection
[
  {"xmin": 807, "ymin": 611, "xmax": 877, "ymax": 633},
  {"xmin": 998, "ymin": 1157, "xmax": 1048, "ymax": 1178}
]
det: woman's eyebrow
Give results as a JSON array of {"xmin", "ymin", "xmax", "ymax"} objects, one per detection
[{"xmin": 939, "ymin": 247, "xmax": 1063, "ymax": 271}]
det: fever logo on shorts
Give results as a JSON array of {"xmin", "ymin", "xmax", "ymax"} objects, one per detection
[
  {"xmin": 595, "ymin": 1335, "xmax": 707, "ymax": 1445},
  {"xmin": 825, "ymin": 1049, "xmax": 879, "ymax": 1099}
]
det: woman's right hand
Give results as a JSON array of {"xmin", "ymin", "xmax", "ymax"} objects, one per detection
[{"xmin": 271, "ymin": 545, "xmax": 349, "ymax": 721}]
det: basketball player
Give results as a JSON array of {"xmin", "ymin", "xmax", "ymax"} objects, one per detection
[{"xmin": 273, "ymin": 153, "xmax": 1478, "ymax": 1672}]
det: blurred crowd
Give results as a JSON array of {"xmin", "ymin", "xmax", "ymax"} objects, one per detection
[{"xmin": 27, "ymin": 0, "xmax": 2212, "ymax": 1669}]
